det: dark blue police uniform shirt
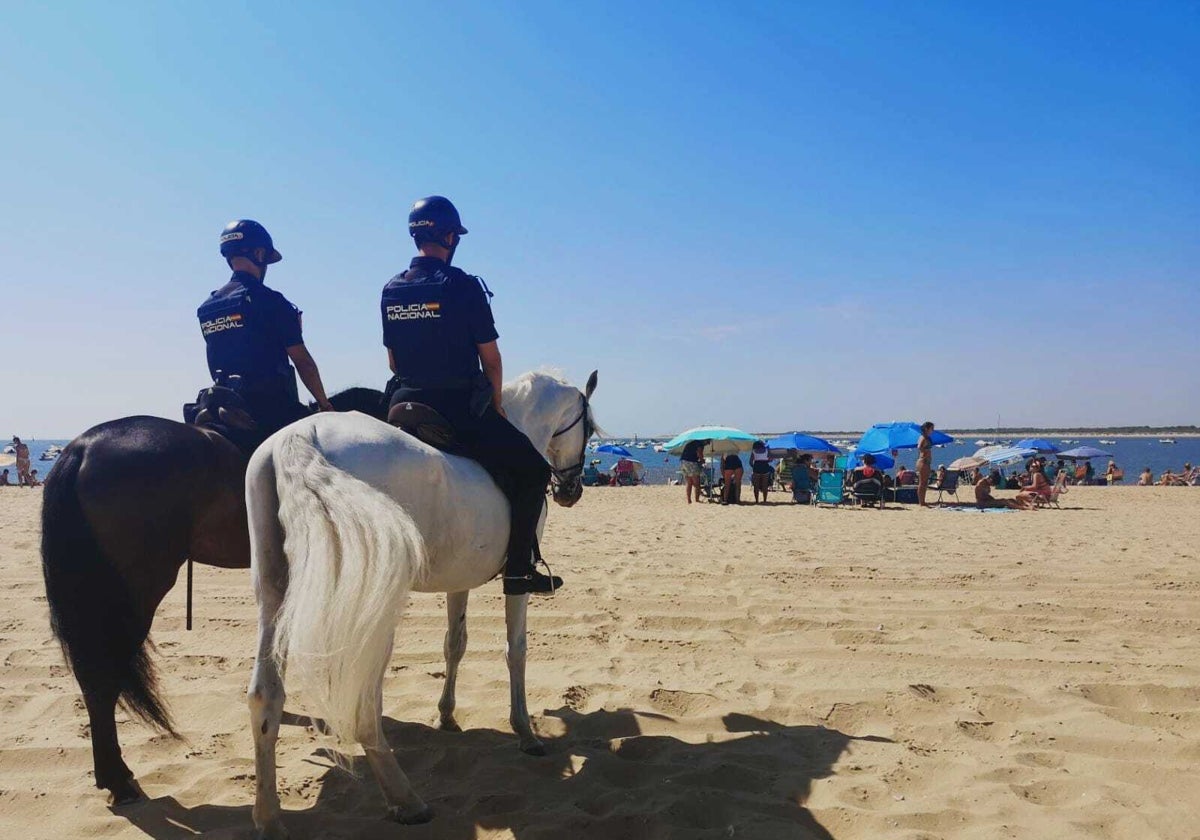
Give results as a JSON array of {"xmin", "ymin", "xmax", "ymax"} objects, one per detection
[
  {"xmin": 381, "ymin": 256, "xmax": 499, "ymax": 387},
  {"xmin": 197, "ymin": 271, "xmax": 303, "ymax": 383}
]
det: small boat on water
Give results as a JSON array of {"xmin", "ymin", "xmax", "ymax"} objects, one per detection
[
  {"xmin": 1159, "ymin": 438, "xmax": 1176, "ymax": 444},
  {"xmin": 1098, "ymin": 439, "xmax": 1116, "ymax": 445},
  {"xmin": 39, "ymin": 444, "xmax": 64, "ymax": 461},
  {"xmin": 974, "ymin": 439, "xmax": 994, "ymax": 447}
]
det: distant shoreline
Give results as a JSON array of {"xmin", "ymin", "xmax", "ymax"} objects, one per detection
[{"xmin": 614, "ymin": 431, "xmax": 1200, "ymax": 441}]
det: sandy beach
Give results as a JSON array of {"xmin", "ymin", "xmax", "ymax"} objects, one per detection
[{"xmin": 2, "ymin": 484, "xmax": 1198, "ymax": 839}]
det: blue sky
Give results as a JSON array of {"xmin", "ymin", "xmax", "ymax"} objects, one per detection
[{"xmin": 1, "ymin": 1, "xmax": 1196, "ymax": 437}]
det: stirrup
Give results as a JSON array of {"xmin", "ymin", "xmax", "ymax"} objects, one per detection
[{"xmin": 503, "ymin": 569, "xmax": 562, "ymax": 596}]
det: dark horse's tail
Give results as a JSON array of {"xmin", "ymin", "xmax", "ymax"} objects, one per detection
[{"xmin": 41, "ymin": 444, "xmax": 177, "ymax": 736}]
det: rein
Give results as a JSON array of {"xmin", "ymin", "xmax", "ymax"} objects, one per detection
[{"xmin": 549, "ymin": 393, "xmax": 592, "ymax": 489}]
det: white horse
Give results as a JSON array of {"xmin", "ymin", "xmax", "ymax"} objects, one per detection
[{"xmin": 245, "ymin": 370, "xmax": 597, "ymax": 838}]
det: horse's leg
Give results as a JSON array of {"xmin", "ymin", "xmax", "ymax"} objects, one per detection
[
  {"xmin": 359, "ymin": 639, "xmax": 431, "ymax": 825},
  {"xmin": 437, "ymin": 590, "xmax": 469, "ymax": 732},
  {"xmin": 80, "ymin": 673, "xmax": 143, "ymax": 804},
  {"xmin": 248, "ymin": 579, "xmax": 289, "ymax": 840},
  {"xmin": 504, "ymin": 594, "xmax": 544, "ymax": 755},
  {"xmin": 245, "ymin": 448, "xmax": 290, "ymax": 840}
]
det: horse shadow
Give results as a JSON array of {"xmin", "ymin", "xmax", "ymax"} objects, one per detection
[{"xmin": 115, "ymin": 707, "xmax": 892, "ymax": 839}]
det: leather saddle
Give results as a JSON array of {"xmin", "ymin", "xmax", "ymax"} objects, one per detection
[
  {"xmin": 387, "ymin": 401, "xmax": 457, "ymax": 451},
  {"xmin": 185, "ymin": 384, "xmax": 258, "ymax": 432}
]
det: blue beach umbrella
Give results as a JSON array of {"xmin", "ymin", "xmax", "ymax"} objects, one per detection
[
  {"xmin": 856, "ymin": 422, "xmax": 955, "ymax": 454},
  {"xmin": 664, "ymin": 426, "xmax": 757, "ymax": 456},
  {"xmin": 764, "ymin": 432, "xmax": 840, "ymax": 454},
  {"xmin": 847, "ymin": 450, "xmax": 896, "ymax": 470},
  {"xmin": 595, "ymin": 443, "xmax": 634, "ymax": 457},
  {"xmin": 1015, "ymin": 438, "xmax": 1061, "ymax": 454},
  {"xmin": 1058, "ymin": 446, "xmax": 1111, "ymax": 460}
]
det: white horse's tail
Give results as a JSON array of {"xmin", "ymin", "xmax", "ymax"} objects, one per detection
[{"xmin": 270, "ymin": 427, "xmax": 427, "ymax": 752}]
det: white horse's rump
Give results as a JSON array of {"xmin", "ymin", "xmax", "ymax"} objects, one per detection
[
  {"xmin": 271, "ymin": 429, "xmax": 428, "ymax": 749},
  {"xmin": 247, "ymin": 370, "xmax": 597, "ymax": 838}
]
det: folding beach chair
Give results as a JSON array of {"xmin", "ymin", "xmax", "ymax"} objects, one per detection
[
  {"xmin": 776, "ymin": 459, "xmax": 793, "ymax": 492},
  {"xmin": 815, "ymin": 469, "xmax": 846, "ymax": 506},
  {"xmin": 1034, "ymin": 473, "xmax": 1068, "ymax": 509},
  {"xmin": 932, "ymin": 471, "xmax": 961, "ymax": 505},
  {"xmin": 851, "ymin": 474, "xmax": 886, "ymax": 509}
]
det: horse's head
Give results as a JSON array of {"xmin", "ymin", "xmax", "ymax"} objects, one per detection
[{"xmin": 545, "ymin": 370, "xmax": 599, "ymax": 508}]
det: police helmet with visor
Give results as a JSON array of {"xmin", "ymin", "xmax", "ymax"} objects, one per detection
[
  {"xmin": 219, "ymin": 219, "xmax": 282, "ymax": 267},
  {"xmin": 408, "ymin": 196, "xmax": 468, "ymax": 247}
]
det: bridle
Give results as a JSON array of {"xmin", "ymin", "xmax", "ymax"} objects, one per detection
[{"xmin": 549, "ymin": 392, "xmax": 593, "ymax": 493}]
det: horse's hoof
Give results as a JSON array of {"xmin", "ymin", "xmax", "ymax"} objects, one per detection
[
  {"xmin": 521, "ymin": 742, "xmax": 547, "ymax": 757},
  {"xmin": 256, "ymin": 822, "xmax": 291, "ymax": 840},
  {"xmin": 387, "ymin": 804, "xmax": 434, "ymax": 825},
  {"xmin": 438, "ymin": 718, "xmax": 462, "ymax": 733},
  {"xmin": 108, "ymin": 779, "xmax": 147, "ymax": 807}
]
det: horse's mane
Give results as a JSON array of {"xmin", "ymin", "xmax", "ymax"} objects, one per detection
[{"xmin": 506, "ymin": 369, "xmax": 604, "ymax": 436}]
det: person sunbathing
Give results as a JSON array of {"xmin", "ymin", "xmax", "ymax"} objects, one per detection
[
  {"xmin": 1158, "ymin": 470, "xmax": 1183, "ymax": 486},
  {"xmin": 975, "ymin": 475, "xmax": 1031, "ymax": 509},
  {"xmin": 1137, "ymin": 467, "xmax": 1153, "ymax": 486}
]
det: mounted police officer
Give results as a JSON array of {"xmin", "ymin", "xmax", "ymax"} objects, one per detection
[
  {"xmin": 197, "ymin": 220, "xmax": 334, "ymax": 436},
  {"xmin": 382, "ymin": 196, "xmax": 561, "ymax": 596}
]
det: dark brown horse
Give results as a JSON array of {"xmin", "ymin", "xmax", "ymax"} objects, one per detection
[{"xmin": 40, "ymin": 388, "xmax": 385, "ymax": 805}]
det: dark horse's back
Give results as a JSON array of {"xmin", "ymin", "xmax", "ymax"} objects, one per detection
[{"xmin": 41, "ymin": 415, "xmax": 248, "ymax": 786}]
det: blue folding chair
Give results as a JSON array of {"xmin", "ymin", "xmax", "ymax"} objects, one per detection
[{"xmin": 816, "ymin": 469, "xmax": 846, "ymax": 506}]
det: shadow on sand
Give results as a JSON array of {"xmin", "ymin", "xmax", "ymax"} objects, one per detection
[{"xmin": 115, "ymin": 707, "xmax": 892, "ymax": 839}]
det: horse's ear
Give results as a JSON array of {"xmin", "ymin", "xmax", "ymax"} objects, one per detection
[{"xmin": 584, "ymin": 369, "xmax": 598, "ymax": 400}]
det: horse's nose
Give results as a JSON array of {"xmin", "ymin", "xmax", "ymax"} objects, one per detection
[{"xmin": 554, "ymin": 482, "xmax": 582, "ymax": 507}]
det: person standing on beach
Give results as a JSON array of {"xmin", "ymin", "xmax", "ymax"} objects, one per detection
[
  {"xmin": 749, "ymin": 440, "xmax": 773, "ymax": 503},
  {"xmin": 197, "ymin": 220, "xmax": 335, "ymax": 434},
  {"xmin": 12, "ymin": 437, "xmax": 31, "ymax": 486},
  {"xmin": 381, "ymin": 196, "xmax": 559, "ymax": 596},
  {"xmin": 916, "ymin": 421, "xmax": 935, "ymax": 506},
  {"xmin": 680, "ymin": 438, "xmax": 707, "ymax": 503},
  {"xmin": 721, "ymin": 452, "xmax": 744, "ymax": 504}
]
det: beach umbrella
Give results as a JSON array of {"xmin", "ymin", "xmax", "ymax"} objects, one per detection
[
  {"xmin": 847, "ymin": 450, "xmax": 895, "ymax": 470},
  {"xmin": 595, "ymin": 443, "xmax": 634, "ymax": 457},
  {"xmin": 975, "ymin": 446, "xmax": 1037, "ymax": 467},
  {"xmin": 948, "ymin": 455, "xmax": 987, "ymax": 471},
  {"xmin": 1015, "ymin": 438, "xmax": 1061, "ymax": 454},
  {"xmin": 664, "ymin": 426, "xmax": 757, "ymax": 456},
  {"xmin": 764, "ymin": 432, "xmax": 840, "ymax": 454},
  {"xmin": 1058, "ymin": 445, "xmax": 1111, "ymax": 460},
  {"xmin": 856, "ymin": 422, "xmax": 955, "ymax": 454}
]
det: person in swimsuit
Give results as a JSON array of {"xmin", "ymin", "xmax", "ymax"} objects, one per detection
[
  {"xmin": 749, "ymin": 441, "xmax": 773, "ymax": 503},
  {"xmin": 916, "ymin": 421, "xmax": 935, "ymax": 506},
  {"xmin": 721, "ymin": 452, "xmax": 744, "ymax": 505},
  {"xmin": 12, "ymin": 438, "xmax": 31, "ymax": 486},
  {"xmin": 974, "ymin": 475, "xmax": 1028, "ymax": 509},
  {"xmin": 679, "ymin": 438, "xmax": 707, "ymax": 504}
]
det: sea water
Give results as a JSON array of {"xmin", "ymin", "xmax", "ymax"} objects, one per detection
[
  {"xmin": 12, "ymin": 436, "xmax": 1200, "ymax": 488},
  {"xmin": 588, "ymin": 437, "xmax": 1200, "ymax": 486}
]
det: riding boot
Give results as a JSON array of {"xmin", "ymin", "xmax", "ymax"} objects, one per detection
[{"xmin": 503, "ymin": 538, "xmax": 563, "ymax": 595}]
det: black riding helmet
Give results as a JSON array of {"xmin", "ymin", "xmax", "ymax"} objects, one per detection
[
  {"xmin": 408, "ymin": 196, "xmax": 468, "ymax": 246},
  {"xmin": 219, "ymin": 219, "xmax": 282, "ymax": 267}
]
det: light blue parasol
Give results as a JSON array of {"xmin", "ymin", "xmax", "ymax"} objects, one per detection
[{"xmin": 664, "ymin": 426, "xmax": 758, "ymax": 456}]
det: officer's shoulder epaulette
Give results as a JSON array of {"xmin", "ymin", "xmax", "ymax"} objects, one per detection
[{"xmin": 468, "ymin": 273, "xmax": 494, "ymax": 299}]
